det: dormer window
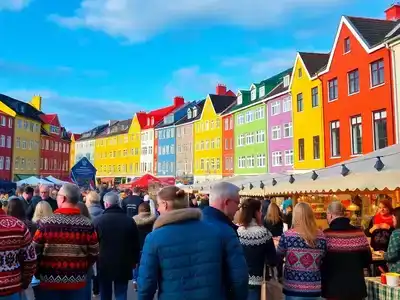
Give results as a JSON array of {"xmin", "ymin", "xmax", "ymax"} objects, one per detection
[
  {"xmin": 151, "ymin": 117, "xmax": 154, "ymax": 125},
  {"xmin": 259, "ymin": 86, "xmax": 265, "ymax": 97},
  {"xmin": 193, "ymin": 107, "xmax": 198, "ymax": 117},
  {"xmin": 237, "ymin": 94, "xmax": 243, "ymax": 105},
  {"xmin": 283, "ymin": 75, "xmax": 290, "ymax": 88},
  {"xmin": 187, "ymin": 108, "xmax": 192, "ymax": 119},
  {"xmin": 250, "ymin": 88, "xmax": 256, "ymax": 101},
  {"xmin": 147, "ymin": 118, "xmax": 150, "ymax": 126}
]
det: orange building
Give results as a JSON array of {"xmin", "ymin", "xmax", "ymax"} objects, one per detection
[
  {"xmin": 320, "ymin": 15, "xmax": 397, "ymax": 166},
  {"xmin": 222, "ymin": 113, "xmax": 234, "ymax": 177}
]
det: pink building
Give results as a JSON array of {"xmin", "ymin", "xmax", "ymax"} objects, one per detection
[{"xmin": 265, "ymin": 74, "xmax": 294, "ymax": 173}]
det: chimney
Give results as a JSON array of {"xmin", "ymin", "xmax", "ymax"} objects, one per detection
[
  {"xmin": 216, "ymin": 84, "xmax": 227, "ymax": 95},
  {"xmin": 29, "ymin": 94, "xmax": 42, "ymax": 111},
  {"xmin": 173, "ymin": 96, "xmax": 184, "ymax": 107},
  {"xmin": 385, "ymin": 3, "xmax": 400, "ymax": 21}
]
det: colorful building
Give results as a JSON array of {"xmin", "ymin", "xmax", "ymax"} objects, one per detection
[
  {"xmin": 0, "ymin": 111, "xmax": 14, "ymax": 181},
  {"xmin": 75, "ymin": 123, "xmax": 108, "ymax": 166},
  {"xmin": 69, "ymin": 133, "xmax": 81, "ymax": 169},
  {"xmin": 139, "ymin": 97, "xmax": 185, "ymax": 175},
  {"xmin": 290, "ymin": 52, "xmax": 329, "ymax": 171},
  {"xmin": 94, "ymin": 119, "xmax": 131, "ymax": 185},
  {"xmin": 193, "ymin": 87, "xmax": 236, "ymax": 183},
  {"xmin": 39, "ymin": 114, "xmax": 71, "ymax": 180},
  {"xmin": 0, "ymin": 94, "xmax": 42, "ymax": 180},
  {"xmin": 175, "ymin": 100, "xmax": 205, "ymax": 185},
  {"xmin": 155, "ymin": 101, "xmax": 195, "ymax": 178},
  {"xmin": 320, "ymin": 15, "xmax": 397, "ymax": 166},
  {"xmin": 222, "ymin": 112, "xmax": 234, "ymax": 177},
  {"xmin": 265, "ymin": 72, "xmax": 293, "ymax": 173}
]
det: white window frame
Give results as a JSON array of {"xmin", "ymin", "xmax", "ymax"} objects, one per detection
[
  {"xmin": 271, "ymin": 126, "xmax": 281, "ymax": 140},
  {"xmin": 272, "ymin": 151, "xmax": 282, "ymax": 167}
]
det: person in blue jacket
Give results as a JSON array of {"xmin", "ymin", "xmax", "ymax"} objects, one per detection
[{"xmin": 138, "ymin": 185, "xmax": 248, "ymax": 300}]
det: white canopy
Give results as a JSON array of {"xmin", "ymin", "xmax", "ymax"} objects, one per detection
[
  {"xmin": 16, "ymin": 176, "xmax": 54, "ymax": 187},
  {"xmin": 46, "ymin": 176, "xmax": 68, "ymax": 185}
]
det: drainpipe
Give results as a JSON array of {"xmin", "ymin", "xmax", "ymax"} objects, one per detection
[{"xmin": 386, "ymin": 39, "xmax": 400, "ymax": 144}]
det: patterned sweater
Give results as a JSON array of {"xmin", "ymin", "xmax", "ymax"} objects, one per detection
[
  {"xmin": 385, "ymin": 228, "xmax": 400, "ymax": 273},
  {"xmin": 32, "ymin": 207, "xmax": 99, "ymax": 290},
  {"xmin": 0, "ymin": 211, "xmax": 37, "ymax": 296},
  {"xmin": 277, "ymin": 229, "xmax": 327, "ymax": 297}
]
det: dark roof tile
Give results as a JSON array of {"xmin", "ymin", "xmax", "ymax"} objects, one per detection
[
  {"xmin": 298, "ymin": 52, "xmax": 330, "ymax": 77},
  {"xmin": 208, "ymin": 94, "xmax": 237, "ymax": 114},
  {"xmin": 176, "ymin": 99, "xmax": 206, "ymax": 125},
  {"xmin": 0, "ymin": 94, "xmax": 42, "ymax": 122}
]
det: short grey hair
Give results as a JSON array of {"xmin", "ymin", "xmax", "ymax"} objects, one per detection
[
  {"xmin": 103, "ymin": 192, "xmax": 120, "ymax": 207},
  {"xmin": 209, "ymin": 182, "xmax": 240, "ymax": 205},
  {"xmin": 60, "ymin": 183, "xmax": 81, "ymax": 204},
  {"xmin": 327, "ymin": 201, "xmax": 345, "ymax": 217}
]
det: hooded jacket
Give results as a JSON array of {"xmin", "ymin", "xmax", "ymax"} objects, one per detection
[{"xmin": 133, "ymin": 212, "xmax": 156, "ymax": 250}]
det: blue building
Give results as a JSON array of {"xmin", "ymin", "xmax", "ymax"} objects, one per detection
[{"xmin": 155, "ymin": 101, "xmax": 196, "ymax": 177}]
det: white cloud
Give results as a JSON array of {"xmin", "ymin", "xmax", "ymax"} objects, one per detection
[
  {"xmin": 49, "ymin": 0, "xmax": 346, "ymax": 43},
  {"xmin": 164, "ymin": 66, "xmax": 224, "ymax": 99},
  {"xmin": 0, "ymin": 0, "xmax": 31, "ymax": 11},
  {"xmin": 4, "ymin": 89, "xmax": 143, "ymax": 133}
]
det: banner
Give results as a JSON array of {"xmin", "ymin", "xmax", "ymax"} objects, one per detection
[{"xmin": 70, "ymin": 157, "xmax": 97, "ymax": 188}]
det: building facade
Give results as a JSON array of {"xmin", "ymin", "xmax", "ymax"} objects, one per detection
[
  {"xmin": 175, "ymin": 100, "xmax": 205, "ymax": 185},
  {"xmin": 39, "ymin": 114, "xmax": 71, "ymax": 180},
  {"xmin": 266, "ymin": 75, "xmax": 294, "ymax": 173},
  {"xmin": 193, "ymin": 92, "xmax": 236, "ymax": 183},
  {"xmin": 0, "ymin": 112, "xmax": 14, "ymax": 181},
  {"xmin": 290, "ymin": 52, "xmax": 329, "ymax": 171},
  {"xmin": 69, "ymin": 133, "xmax": 81, "ymax": 169},
  {"xmin": 0, "ymin": 94, "xmax": 42, "ymax": 180},
  {"xmin": 320, "ymin": 16, "xmax": 396, "ymax": 166},
  {"xmin": 75, "ymin": 124, "xmax": 108, "ymax": 166},
  {"xmin": 222, "ymin": 113, "xmax": 234, "ymax": 177}
]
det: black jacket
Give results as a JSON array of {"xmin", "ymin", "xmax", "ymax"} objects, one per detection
[
  {"xmin": 133, "ymin": 212, "xmax": 156, "ymax": 250},
  {"xmin": 263, "ymin": 219, "xmax": 283, "ymax": 237},
  {"xmin": 26, "ymin": 196, "xmax": 41, "ymax": 220},
  {"xmin": 321, "ymin": 217, "xmax": 372, "ymax": 300},
  {"xmin": 94, "ymin": 206, "xmax": 140, "ymax": 281},
  {"xmin": 121, "ymin": 195, "xmax": 143, "ymax": 218}
]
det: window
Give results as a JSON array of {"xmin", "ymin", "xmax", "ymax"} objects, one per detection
[
  {"xmin": 373, "ymin": 110, "xmax": 388, "ymax": 150},
  {"xmin": 257, "ymin": 154, "xmax": 266, "ymax": 168},
  {"xmin": 283, "ymin": 123, "xmax": 293, "ymax": 138},
  {"xmin": 237, "ymin": 94, "xmax": 243, "ymax": 105},
  {"xmin": 284, "ymin": 150, "xmax": 294, "ymax": 166},
  {"xmin": 283, "ymin": 75, "xmax": 290, "ymax": 87},
  {"xmin": 255, "ymin": 107, "xmax": 264, "ymax": 120},
  {"xmin": 272, "ymin": 152, "xmax": 283, "ymax": 166},
  {"xmin": 371, "ymin": 59, "xmax": 384, "ymax": 87},
  {"xmin": 224, "ymin": 118, "xmax": 229, "ymax": 130},
  {"xmin": 247, "ymin": 156, "xmax": 255, "ymax": 168},
  {"xmin": 327, "ymin": 79, "xmax": 338, "ymax": 102},
  {"xmin": 246, "ymin": 133, "xmax": 254, "ymax": 145},
  {"xmin": 271, "ymin": 101, "xmax": 280, "ymax": 116},
  {"xmin": 229, "ymin": 117, "xmax": 233, "ymax": 129},
  {"xmin": 0, "ymin": 135, "xmax": 5, "ymax": 147},
  {"xmin": 6, "ymin": 157, "xmax": 10, "ymax": 170},
  {"xmin": 237, "ymin": 114, "xmax": 244, "ymax": 125},
  {"xmin": 330, "ymin": 121, "xmax": 340, "ymax": 157},
  {"xmin": 8, "ymin": 118, "xmax": 12, "ymax": 128},
  {"xmin": 283, "ymin": 97, "xmax": 292, "ymax": 112},
  {"xmin": 0, "ymin": 157, "xmax": 4, "ymax": 170},
  {"xmin": 259, "ymin": 86, "xmax": 265, "ymax": 97},
  {"xmin": 193, "ymin": 107, "xmax": 198, "ymax": 117},
  {"xmin": 344, "ymin": 37, "xmax": 351, "ymax": 53},
  {"xmin": 0, "ymin": 116, "xmax": 5, "ymax": 126},
  {"xmin": 311, "ymin": 87, "xmax": 319, "ymax": 107},
  {"xmin": 351, "ymin": 116, "xmax": 362, "ymax": 155},
  {"xmin": 271, "ymin": 126, "xmax": 281, "ymax": 140},
  {"xmin": 238, "ymin": 156, "xmax": 246, "ymax": 168},
  {"xmin": 298, "ymin": 68, "xmax": 302, "ymax": 78},
  {"xmin": 296, "ymin": 93, "xmax": 303, "ymax": 112},
  {"xmin": 348, "ymin": 69, "xmax": 359, "ymax": 94},
  {"xmin": 6, "ymin": 136, "xmax": 11, "ymax": 148},
  {"xmin": 17, "ymin": 119, "xmax": 22, "ymax": 128},
  {"xmin": 251, "ymin": 88, "xmax": 257, "ymax": 100},
  {"xmin": 256, "ymin": 130, "xmax": 265, "ymax": 143},
  {"xmin": 245, "ymin": 111, "xmax": 254, "ymax": 123},
  {"xmin": 298, "ymin": 139, "xmax": 305, "ymax": 161},
  {"xmin": 313, "ymin": 136, "xmax": 320, "ymax": 159},
  {"xmin": 238, "ymin": 134, "xmax": 245, "ymax": 147},
  {"xmin": 16, "ymin": 137, "xmax": 20, "ymax": 148}
]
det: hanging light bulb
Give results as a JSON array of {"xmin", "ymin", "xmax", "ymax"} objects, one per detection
[
  {"xmin": 341, "ymin": 164, "xmax": 350, "ymax": 177},
  {"xmin": 289, "ymin": 175, "xmax": 295, "ymax": 184},
  {"xmin": 272, "ymin": 178, "xmax": 277, "ymax": 186},
  {"xmin": 374, "ymin": 156, "xmax": 385, "ymax": 171},
  {"xmin": 311, "ymin": 170, "xmax": 318, "ymax": 181}
]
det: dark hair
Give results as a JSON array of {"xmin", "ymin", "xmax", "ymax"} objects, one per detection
[
  {"xmin": 393, "ymin": 207, "xmax": 400, "ymax": 230},
  {"xmin": 7, "ymin": 198, "xmax": 26, "ymax": 220},
  {"xmin": 133, "ymin": 187, "xmax": 141, "ymax": 194},
  {"xmin": 237, "ymin": 198, "xmax": 261, "ymax": 227},
  {"xmin": 139, "ymin": 202, "xmax": 151, "ymax": 213},
  {"xmin": 380, "ymin": 199, "xmax": 394, "ymax": 214},
  {"xmin": 24, "ymin": 186, "xmax": 34, "ymax": 195},
  {"xmin": 125, "ymin": 189, "xmax": 133, "ymax": 195},
  {"xmin": 16, "ymin": 187, "xmax": 23, "ymax": 195},
  {"xmin": 77, "ymin": 202, "xmax": 91, "ymax": 219}
]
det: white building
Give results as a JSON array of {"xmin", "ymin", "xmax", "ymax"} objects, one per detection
[
  {"xmin": 140, "ymin": 128, "xmax": 154, "ymax": 174},
  {"xmin": 74, "ymin": 123, "xmax": 109, "ymax": 165}
]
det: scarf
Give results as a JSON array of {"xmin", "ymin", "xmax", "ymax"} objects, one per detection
[{"xmin": 374, "ymin": 213, "xmax": 394, "ymax": 227}]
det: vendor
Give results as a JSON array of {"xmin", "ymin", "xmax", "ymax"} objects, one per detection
[
  {"xmin": 384, "ymin": 207, "xmax": 400, "ymax": 273},
  {"xmin": 366, "ymin": 199, "xmax": 394, "ymax": 251}
]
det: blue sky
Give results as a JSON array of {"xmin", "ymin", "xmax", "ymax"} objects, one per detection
[{"xmin": 0, "ymin": 0, "xmax": 394, "ymax": 132}]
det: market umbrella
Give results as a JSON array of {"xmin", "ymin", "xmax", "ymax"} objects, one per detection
[{"xmin": 128, "ymin": 174, "xmax": 161, "ymax": 188}]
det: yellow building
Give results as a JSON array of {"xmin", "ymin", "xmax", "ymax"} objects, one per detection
[
  {"xmin": 0, "ymin": 94, "xmax": 42, "ymax": 180},
  {"xmin": 69, "ymin": 133, "xmax": 81, "ymax": 169},
  {"xmin": 193, "ymin": 94, "xmax": 236, "ymax": 182},
  {"xmin": 95, "ymin": 119, "xmax": 139, "ymax": 184},
  {"xmin": 290, "ymin": 52, "xmax": 329, "ymax": 170}
]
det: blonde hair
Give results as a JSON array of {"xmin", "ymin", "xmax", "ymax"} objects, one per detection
[
  {"xmin": 32, "ymin": 201, "xmax": 53, "ymax": 223},
  {"xmin": 158, "ymin": 186, "xmax": 187, "ymax": 209},
  {"xmin": 86, "ymin": 191, "xmax": 100, "ymax": 204},
  {"xmin": 265, "ymin": 202, "xmax": 282, "ymax": 225},
  {"xmin": 292, "ymin": 202, "xmax": 318, "ymax": 248}
]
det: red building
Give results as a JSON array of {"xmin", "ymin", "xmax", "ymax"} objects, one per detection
[
  {"xmin": 0, "ymin": 112, "xmax": 14, "ymax": 181},
  {"xmin": 39, "ymin": 114, "xmax": 71, "ymax": 180},
  {"xmin": 222, "ymin": 113, "xmax": 234, "ymax": 177},
  {"xmin": 320, "ymin": 12, "xmax": 398, "ymax": 166}
]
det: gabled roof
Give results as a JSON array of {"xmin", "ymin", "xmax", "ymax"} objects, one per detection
[
  {"xmin": 78, "ymin": 124, "xmax": 108, "ymax": 141},
  {"xmin": 347, "ymin": 16, "xmax": 397, "ymax": 48},
  {"xmin": 176, "ymin": 99, "xmax": 206, "ymax": 126},
  {"xmin": 208, "ymin": 94, "xmax": 237, "ymax": 114},
  {"xmin": 69, "ymin": 133, "xmax": 82, "ymax": 141},
  {"xmin": 155, "ymin": 102, "xmax": 194, "ymax": 129},
  {"xmin": 298, "ymin": 52, "xmax": 330, "ymax": 77},
  {"xmin": 266, "ymin": 82, "xmax": 289, "ymax": 99},
  {"xmin": 61, "ymin": 127, "xmax": 71, "ymax": 141},
  {"xmin": 97, "ymin": 118, "xmax": 132, "ymax": 138},
  {"xmin": 136, "ymin": 101, "xmax": 185, "ymax": 130},
  {"xmin": 40, "ymin": 113, "xmax": 58, "ymax": 124},
  {"xmin": 0, "ymin": 94, "xmax": 42, "ymax": 122}
]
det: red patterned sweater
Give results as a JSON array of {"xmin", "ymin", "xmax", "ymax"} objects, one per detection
[
  {"xmin": 0, "ymin": 211, "xmax": 37, "ymax": 296},
  {"xmin": 33, "ymin": 207, "xmax": 99, "ymax": 290}
]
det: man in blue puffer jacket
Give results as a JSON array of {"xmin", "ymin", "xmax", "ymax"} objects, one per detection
[{"xmin": 138, "ymin": 185, "xmax": 248, "ymax": 300}]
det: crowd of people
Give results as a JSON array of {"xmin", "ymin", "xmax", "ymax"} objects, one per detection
[{"xmin": 0, "ymin": 181, "xmax": 399, "ymax": 300}]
